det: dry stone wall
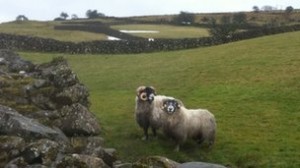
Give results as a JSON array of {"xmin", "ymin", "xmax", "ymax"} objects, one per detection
[
  {"xmin": 1, "ymin": 24, "xmax": 299, "ymax": 54},
  {"xmin": 0, "ymin": 50, "xmax": 117, "ymax": 167}
]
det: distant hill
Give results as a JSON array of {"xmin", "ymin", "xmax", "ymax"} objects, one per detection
[{"xmin": 0, "ymin": 11, "xmax": 299, "ymax": 42}]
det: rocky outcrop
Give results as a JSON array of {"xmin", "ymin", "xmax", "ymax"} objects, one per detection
[
  {"xmin": 0, "ymin": 49, "xmax": 34, "ymax": 73},
  {"xmin": 178, "ymin": 162, "xmax": 227, "ymax": 168},
  {"xmin": 131, "ymin": 157, "xmax": 227, "ymax": 168},
  {"xmin": 132, "ymin": 156, "xmax": 180, "ymax": 168},
  {"xmin": 0, "ymin": 49, "xmax": 116, "ymax": 167},
  {"xmin": 0, "ymin": 105, "xmax": 63, "ymax": 140},
  {"xmin": 53, "ymin": 103, "xmax": 100, "ymax": 136}
]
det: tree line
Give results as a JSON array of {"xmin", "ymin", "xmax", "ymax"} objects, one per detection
[
  {"xmin": 16, "ymin": 5, "xmax": 296, "ymax": 22},
  {"xmin": 172, "ymin": 5, "xmax": 296, "ymax": 44},
  {"xmin": 53, "ymin": 9, "xmax": 105, "ymax": 21},
  {"xmin": 15, "ymin": 9, "xmax": 106, "ymax": 22}
]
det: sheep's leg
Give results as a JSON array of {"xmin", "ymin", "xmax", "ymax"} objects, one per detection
[
  {"xmin": 197, "ymin": 137, "xmax": 205, "ymax": 145},
  {"xmin": 173, "ymin": 138, "xmax": 182, "ymax": 152},
  {"xmin": 151, "ymin": 127, "xmax": 157, "ymax": 138},
  {"xmin": 208, "ymin": 135, "xmax": 215, "ymax": 148},
  {"xmin": 174, "ymin": 144, "xmax": 180, "ymax": 152},
  {"xmin": 142, "ymin": 127, "xmax": 149, "ymax": 140}
]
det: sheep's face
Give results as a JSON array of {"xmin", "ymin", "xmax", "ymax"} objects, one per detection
[
  {"xmin": 137, "ymin": 86, "xmax": 156, "ymax": 104},
  {"xmin": 162, "ymin": 99, "xmax": 180, "ymax": 114}
]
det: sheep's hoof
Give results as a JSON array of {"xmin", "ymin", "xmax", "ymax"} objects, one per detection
[
  {"xmin": 208, "ymin": 142, "xmax": 214, "ymax": 149},
  {"xmin": 174, "ymin": 145, "xmax": 180, "ymax": 152}
]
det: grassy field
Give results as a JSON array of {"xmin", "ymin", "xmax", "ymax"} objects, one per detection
[
  {"xmin": 1, "ymin": 11, "xmax": 299, "ymax": 43},
  {"xmin": 20, "ymin": 31, "xmax": 300, "ymax": 167},
  {"xmin": 130, "ymin": 11, "xmax": 300, "ymax": 25},
  {"xmin": 111, "ymin": 24, "xmax": 209, "ymax": 38},
  {"xmin": 0, "ymin": 21, "xmax": 107, "ymax": 42},
  {"xmin": 0, "ymin": 20, "xmax": 209, "ymax": 41}
]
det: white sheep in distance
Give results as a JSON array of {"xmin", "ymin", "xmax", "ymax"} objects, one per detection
[
  {"xmin": 161, "ymin": 98, "xmax": 216, "ymax": 151},
  {"xmin": 134, "ymin": 86, "xmax": 174, "ymax": 140}
]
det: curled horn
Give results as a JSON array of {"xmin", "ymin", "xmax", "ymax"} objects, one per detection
[
  {"xmin": 140, "ymin": 92, "xmax": 148, "ymax": 101},
  {"xmin": 136, "ymin": 86, "xmax": 146, "ymax": 96}
]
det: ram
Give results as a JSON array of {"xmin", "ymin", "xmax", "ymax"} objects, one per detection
[
  {"xmin": 161, "ymin": 98, "xmax": 216, "ymax": 151},
  {"xmin": 134, "ymin": 86, "xmax": 173, "ymax": 140}
]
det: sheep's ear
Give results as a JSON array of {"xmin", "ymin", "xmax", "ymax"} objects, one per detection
[
  {"xmin": 161, "ymin": 103, "xmax": 167, "ymax": 110},
  {"xmin": 176, "ymin": 99, "xmax": 183, "ymax": 108},
  {"xmin": 136, "ymin": 86, "xmax": 146, "ymax": 95}
]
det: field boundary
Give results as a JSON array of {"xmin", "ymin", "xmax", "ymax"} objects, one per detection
[{"xmin": 0, "ymin": 24, "xmax": 299, "ymax": 54}]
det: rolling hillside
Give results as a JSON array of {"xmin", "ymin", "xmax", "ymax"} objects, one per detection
[
  {"xmin": 0, "ymin": 20, "xmax": 210, "ymax": 42},
  {"xmin": 1, "ymin": 11, "xmax": 299, "ymax": 43},
  {"xmin": 0, "ymin": 21, "xmax": 108, "ymax": 42},
  {"xmin": 20, "ymin": 31, "xmax": 300, "ymax": 167}
]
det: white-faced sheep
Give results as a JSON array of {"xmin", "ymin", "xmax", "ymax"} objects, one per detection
[
  {"xmin": 161, "ymin": 98, "xmax": 216, "ymax": 151},
  {"xmin": 135, "ymin": 86, "xmax": 173, "ymax": 140}
]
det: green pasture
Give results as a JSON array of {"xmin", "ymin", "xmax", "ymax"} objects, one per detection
[
  {"xmin": 0, "ymin": 21, "xmax": 107, "ymax": 42},
  {"xmin": 111, "ymin": 24, "xmax": 210, "ymax": 38},
  {"xmin": 0, "ymin": 21, "xmax": 209, "ymax": 41},
  {"xmin": 131, "ymin": 12, "xmax": 300, "ymax": 25},
  {"xmin": 21, "ymin": 31, "xmax": 300, "ymax": 167}
]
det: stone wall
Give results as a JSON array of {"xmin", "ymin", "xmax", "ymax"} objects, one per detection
[
  {"xmin": 1, "ymin": 24, "xmax": 299, "ymax": 54},
  {"xmin": 0, "ymin": 49, "xmax": 117, "ymax": 167}
]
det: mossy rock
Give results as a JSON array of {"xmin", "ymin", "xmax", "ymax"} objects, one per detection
[
  {"xmin": 0, "ymin": 136, "xmax": 26, "ymax": 167},
  {"xmin": 56, "ymin": 154, "xmax": 109, "ymax": 168},
  {"xmin": 0, "ymin": 75, "xmax": 38, "ymax": 114},
  {"xmin": 21, "ymin": 139, "xmax": 60, "ymax": 166},
  {"xmin": 56, "ymin": 154, "xmax": 89, "ymax": 168},
  {"xmin": 132, "ymin": 156, "xmax": 179, "ymax": 168},
  {"xmin": 70, "ymin": 136, "xmax": 104, "ymax": 153}
]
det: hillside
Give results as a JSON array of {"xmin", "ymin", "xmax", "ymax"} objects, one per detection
[
  {"xmin": 1, "ymin": 11, "xmax": 299, "ymax": 43},
  {"xmin": 0, "ymin": 21, "xmax": 108, "ymax": 42},
  {"xmin": 128, "ymin": 11, "xmax": 300, "ymax": 26},
  {"xmin": 20, "ymin": 31, "xmax": 300, "ymax": 167},
  {"xmin": 0, "ymin": 20, "xmax": 209, "ymax": 42}
]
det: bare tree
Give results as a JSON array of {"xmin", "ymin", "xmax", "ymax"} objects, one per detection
[
  {"xmin": 16, "ymin": 15, "xmax": 29, "ymax": 21},
  {"xmin": 86, "ymin": 10, "xmax": 105, "ymax": 19},
  {"xmin": 174, "ymin": 11, "xmax": 195, "ymax": 25},
  {"xmin": 60, "ymin": 12, "xmax": 69, "ymax": 20},
  {"xmin": 253, "ymin": 6, "xmax": 259, "ymax": 13},
  {"xmin": 209, "ymin": 15, "xmax": 237, "ymax": 43},
  {"xmin": 284, "ymin": 6, "xmax": 294, "ymax": 21},
  {"xmin": 285, "ymin": 6, "xmax": 294, "ymax": 14},
  {"xmin": 71, "ymin": 14, "xmax": 79, "ymax": 20}
]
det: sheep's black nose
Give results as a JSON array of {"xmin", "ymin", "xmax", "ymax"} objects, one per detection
[{"xmin": 167, "ymin": 106, "xmax": 175, "ymax": 113}]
